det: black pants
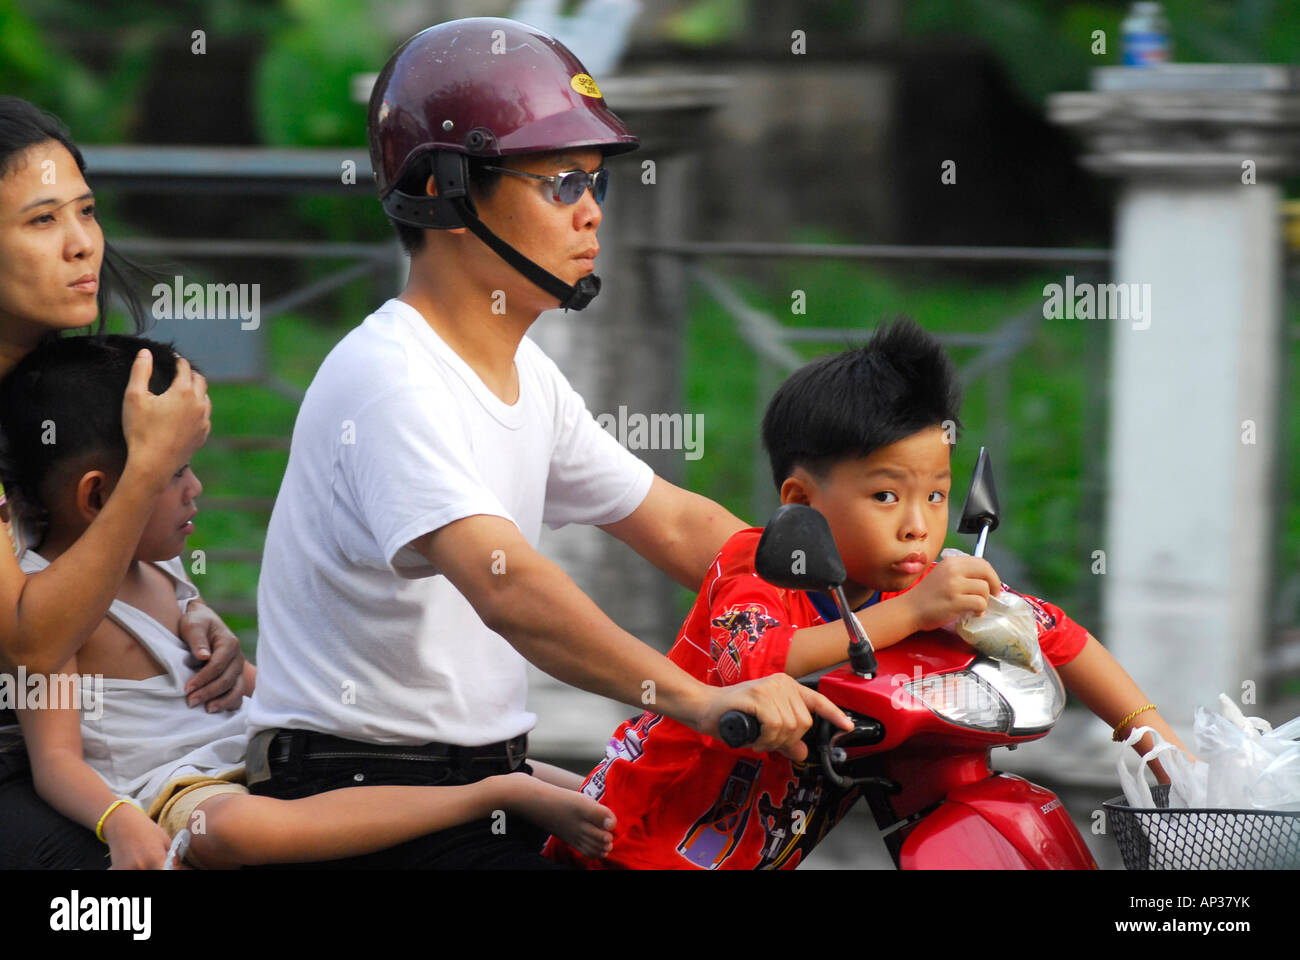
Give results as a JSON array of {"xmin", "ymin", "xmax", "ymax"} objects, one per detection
[
  {"xmin": 246, "ymin": 736, "xmax": 565, "ymax": 870},
  {"xmin": 0, "ymin": 736, "xmax": 106, "ymax": 870}
]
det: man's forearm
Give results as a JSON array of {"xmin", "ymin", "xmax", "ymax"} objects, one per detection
[{"xmin": 483, "ymin": 554, "xmax": 708, "ymax": 728}]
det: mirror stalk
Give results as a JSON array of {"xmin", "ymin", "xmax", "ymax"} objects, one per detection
[{"xmin": 831, "ymin": 585, "xmax": 878, "ymax": 677}]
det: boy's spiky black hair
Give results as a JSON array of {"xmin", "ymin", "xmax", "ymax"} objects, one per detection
[{"xmin": 761, "ymin": 317, "xmax": 962, "ymax": 490}]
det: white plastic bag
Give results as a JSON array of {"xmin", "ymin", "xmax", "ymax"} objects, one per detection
[
  {"xmin": 1117, "ymin": 724, "xmax": 1206, "ymax": 809},
  {"xmin": 1196, "ymin": 694, "xmax": 1300, "ymax": 812},
  {"xmin": 1114, "ymin": 695, "xmax": 1300, "ymax": 812},
  {"xmin": 1115, "ymin": 725, "xmax": 1215, "ymax": 869},
  {"xmin": 938, "ymin": 549, "xmax": 1043, "ymax": 672}
]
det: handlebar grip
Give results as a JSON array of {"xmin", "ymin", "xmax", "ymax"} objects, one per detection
[{"xmin": 719, "ymin": 710, "xmax": 761, "ymax": 748}]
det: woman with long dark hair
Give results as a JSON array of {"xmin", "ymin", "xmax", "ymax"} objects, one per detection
[{"xmin": 0, "ymin": 96, "xmax": 247, "ymax": 868}]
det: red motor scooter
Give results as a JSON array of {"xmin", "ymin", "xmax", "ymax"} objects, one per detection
[{"xmin": 719, "ymin": 448, "xmax": 1098, "ymax": 869}]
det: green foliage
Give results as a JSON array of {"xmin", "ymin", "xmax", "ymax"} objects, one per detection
[
  {"xmin": 663, "ymin": 0, "xmax": 747, "ymax": 46},
  {"xmin": 253, "ymin": 0, "xmax": 389, "ymax": 148},
  {"xmin": 5, "ymin": 0, "xmax": 287, "ymax": 142}
]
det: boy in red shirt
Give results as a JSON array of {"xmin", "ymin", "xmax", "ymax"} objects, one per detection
[{"xmin": 546, "ymin": 318, "xmax": 1190, "ymax": 869}]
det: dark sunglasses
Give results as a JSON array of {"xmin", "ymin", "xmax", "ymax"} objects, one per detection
[{"xmin": 482, "ymin": 165, "xmax": 609, "ymax": 205}]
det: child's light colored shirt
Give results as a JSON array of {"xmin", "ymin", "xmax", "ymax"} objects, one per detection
[{"xmin": 17, "ymin": 550, "xmax": 246, "ymax": 813}]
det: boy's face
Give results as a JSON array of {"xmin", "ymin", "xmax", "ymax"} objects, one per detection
[
  {"xmin": 67, "ymin": 461, "xmax": 201, "ymax": 563},
  {"xmin": 135, "ymin": 463, "xmax": 202, "ymax": 562},
  {"xmin": 781, "ymin": 425, "xmax": 952, "ymax": 602}
]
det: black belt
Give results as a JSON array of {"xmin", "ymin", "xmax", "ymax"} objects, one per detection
[{"xmin": 267, "ymin": 729, "xmax": 528, "ymax": 770}]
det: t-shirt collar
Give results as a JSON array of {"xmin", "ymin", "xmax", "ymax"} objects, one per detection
[
  {"xmin": 385, "ymin": 298, "xmax": 527, "ymax": 430},
  {"xmin": 807, "ymin": 588, "xmax": 880, "ymax": 623}
]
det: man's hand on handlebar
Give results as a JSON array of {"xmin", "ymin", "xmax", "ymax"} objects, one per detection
[{"xmin": 696, "ymin": 673, "xmax": 852, "ymax": 761}]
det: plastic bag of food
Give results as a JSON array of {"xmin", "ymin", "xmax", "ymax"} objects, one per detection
[{"xmin": 938, "ymin": 549, "xmax": 1043, "ymax": 672}]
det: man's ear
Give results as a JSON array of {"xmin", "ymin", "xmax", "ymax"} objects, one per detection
[
  {"xmin": 423, "ymin": 173, "xmax": 468, "ymax": 236},
  {"xmin": 74, "ymin": 469, "xmax": 117, "ymax": 523}
]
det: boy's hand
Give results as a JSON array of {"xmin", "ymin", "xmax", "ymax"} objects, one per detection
[
  {"xmin": 104, "ymin": 807, "xmax": 173, "ymax": 870},
  {"xmin": 181, "ymin": 601, "xmax": 248, "ymax": 712},
  {"xmin": 122, "ymin": 350, "xmax": 211, "ymax": 480},
  {"xmin": 904, "ymin": 556, "xmax": 1002, "ymax": 632},
  {"xmin": 697, "ymin": 673, "xmax": 852, "ymax": 762}
]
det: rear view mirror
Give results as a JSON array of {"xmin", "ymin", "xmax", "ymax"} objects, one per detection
[
  {"xmin": 755, "ymin": 504, "xmax": 846, "ymax": 592},
  {"xmin": 957, "ymin": 447, "xmax": 1000, "ymax": 555},
  {"xmin": 755, "ymin": 504, "xmax": 876, "ymax": 678}
]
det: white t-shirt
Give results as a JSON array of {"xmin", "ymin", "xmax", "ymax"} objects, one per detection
[{"xmin": 246, "ymin": 299, "xmax": 653, "ymax": 746}]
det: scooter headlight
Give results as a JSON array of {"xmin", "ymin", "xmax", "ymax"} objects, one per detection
[
  {"xmin": 971, "ymin": 657, "xmax": 1065, "ymax": 735},
  {"xmin": 902, "ymin": 671, "xmax": 1012, "ymax": 732}
]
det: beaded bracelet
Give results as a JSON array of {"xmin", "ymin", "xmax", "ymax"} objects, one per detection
[
  {"xmin": 1112, "ymin": 703, "xmax": 1157, "ymax": 742},
  {"xmin": 96, "ymin": 798, "xmax": 142, "ymax": 843}
]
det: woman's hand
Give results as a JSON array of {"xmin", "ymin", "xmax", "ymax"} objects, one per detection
[
  {"xmin": 121, "ymin": 350, "xmax": 211, "ymax": 480},
  {"xmin": 180, "ymin": 601, "xmax": 249, "ymax": 711}
]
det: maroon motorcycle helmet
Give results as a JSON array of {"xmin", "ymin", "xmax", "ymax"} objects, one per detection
[{"xmin": 367, "ymin": 18, "xmax": 640, "ymax": 310}]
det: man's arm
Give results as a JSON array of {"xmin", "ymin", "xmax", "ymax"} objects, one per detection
[
  {"xmin": 1057, "ymin": 633, "xmax": 1193, "ymax": 783},
  {"xmin": 410, "ymin": 514, "xmax": 850, "ymax": 759},
  {"xmin": 598, "ymin": 476, "xmax": 747, "ymax": 590}
]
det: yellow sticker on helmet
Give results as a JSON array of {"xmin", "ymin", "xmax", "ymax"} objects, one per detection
[{"xmin": 571, "ymin": 74, "xmax": 602, "ymax": 98}]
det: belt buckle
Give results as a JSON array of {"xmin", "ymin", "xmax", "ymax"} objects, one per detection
[
  {"xmin": 245, "ymin": 729, "xmax": 278, "ymax": 787},
  {"xmin": 505, "ymin": 735, "xmax": 526, "ymax": 770}
]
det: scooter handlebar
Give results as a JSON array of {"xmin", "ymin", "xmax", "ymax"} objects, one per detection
[{"xmin": 718, "ymin": 710, "xmax": 761, "ymax": 748}]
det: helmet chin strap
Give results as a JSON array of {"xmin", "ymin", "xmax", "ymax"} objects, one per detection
[
  {"xmin": 380, "ymin": 153, "xmax": 601, "ymax": 312},
  {"xmin": 451, "ymin": 198, "xmax": 601, "ymax": 311}
]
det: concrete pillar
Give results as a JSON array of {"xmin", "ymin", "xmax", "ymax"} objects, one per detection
[{"xmin": 1035, "ymin": 65, "xmax": 1300, "ymax": 774}]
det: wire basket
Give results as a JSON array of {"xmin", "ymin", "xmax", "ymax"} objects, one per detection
[{"xmin": 1103, "ymin": 784, "xmax": 1300, "ymax": 870}]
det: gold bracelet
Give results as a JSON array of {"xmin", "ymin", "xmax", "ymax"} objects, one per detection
[
  {"xmin": 95, "ymin": 799, "xmax": 141, "ymax": 843},
  {"xmin": 1112, "ymin": 703, "xmax": 1157, "ymax": 742}
]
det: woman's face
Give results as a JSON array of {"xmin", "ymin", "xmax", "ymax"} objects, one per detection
[{"xmin": 0, "ymin": 140, "xmax": 103, "ymax": 343}]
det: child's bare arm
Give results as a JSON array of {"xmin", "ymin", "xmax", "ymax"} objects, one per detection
[
  {"xmin": 784, "ymin": 556, "xmax": 1002, "ymax": 678},
  {"xmin": 18, "ymin": 654, "xmax": 171, "ymax": 867},
  {"xmin": 784, "ymin": 600, "xmax": 918, "ymax": 678},
  {"xmin": 1056, "ymin": 633, "xmax": 1193, "ymax": 783},
  {"xmin": 190, "ymin": 771, "xmax": 614, "ymax": 867}
]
